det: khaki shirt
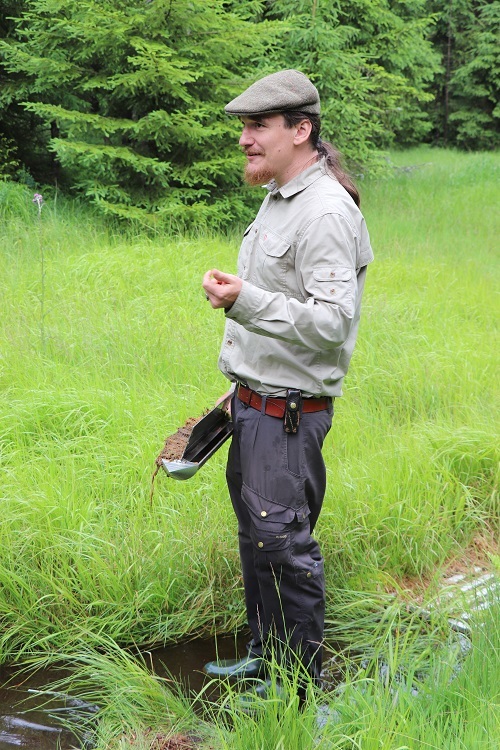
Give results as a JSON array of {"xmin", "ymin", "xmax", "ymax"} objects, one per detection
[{"xmin": 219, "ymin": 158, "xmax": 374, "ymax": 397}]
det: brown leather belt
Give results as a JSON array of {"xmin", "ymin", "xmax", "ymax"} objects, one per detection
[{"xmin": 236, "ymin": 384, "xmax": 330, "ymax": 419}]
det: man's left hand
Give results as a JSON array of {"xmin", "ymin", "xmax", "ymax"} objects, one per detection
[{"xmin": 203, "ymin": 269, "xmax": 242, "ymax": 309}]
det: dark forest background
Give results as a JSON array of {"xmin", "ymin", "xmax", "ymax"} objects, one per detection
[{"xmin": 0, "ymin": 0, "xmax": 498, "ymax": 227}]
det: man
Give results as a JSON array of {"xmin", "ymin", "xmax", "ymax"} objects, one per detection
[{"xmin": 202, "ymin": 70, "xmax": 373, "ymax": 694}]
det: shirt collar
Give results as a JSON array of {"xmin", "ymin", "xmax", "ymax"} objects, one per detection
[{"xmin": 266, "ymin": 158, "xmax": 326, "ymax": 199}]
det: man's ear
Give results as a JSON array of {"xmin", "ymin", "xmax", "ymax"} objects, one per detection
[{"xmin": 293, "ymin": 119, "xmax": 313, "ymax": 145}]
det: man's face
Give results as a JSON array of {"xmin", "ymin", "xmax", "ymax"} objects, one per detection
[{"xmin": 239, "ymin": 114, "xmax": 296, "ymax": 187}]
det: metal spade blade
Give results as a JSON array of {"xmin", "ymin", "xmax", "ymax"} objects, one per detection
[{"xmin": 161, "ymin": 405, "xmax": 233, "ymax": 480}]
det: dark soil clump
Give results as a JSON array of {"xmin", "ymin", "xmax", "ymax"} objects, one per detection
[
  {"xmin": 156, "ymin": 416, "xmax": 201, "ymax": 463},
  {"xmin": 124, "ymin": 730, "xmax": 203, "ymax": 749}
]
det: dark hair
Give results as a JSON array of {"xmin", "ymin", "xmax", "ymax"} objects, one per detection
[{"xmin": 282, "ymin": 111, "xmax": 360, "ymax": 207}]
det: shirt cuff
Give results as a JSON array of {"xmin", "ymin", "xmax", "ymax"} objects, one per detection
[{"xmin": 225, "ymin": 280, "xmax": 263, "ymax": 321}]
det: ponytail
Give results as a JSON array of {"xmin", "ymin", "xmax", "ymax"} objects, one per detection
[
  {"xmin": 316, "ymin": 137, "xmax": 360, "ymax": 208},
  {"xmin": 282, "ymin": 112, "xmax": 361, "ymax": 208}
]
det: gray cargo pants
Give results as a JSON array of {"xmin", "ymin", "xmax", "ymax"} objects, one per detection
[{"xmin": 226, "ymin": 392, "xmax": 333, "ymax": 684}]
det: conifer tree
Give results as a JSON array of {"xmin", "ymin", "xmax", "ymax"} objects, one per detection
[
  {"xmin": 253, "ymin": 0, "xmax": 439, "ymax": 167},
  {"xmin": 0, "ymin": 0, "xmax": 29, "ymax": 177},
  {"xmin": 427, "ymin": 0, "xmax": 499, "ymax": 149},
  {"xmin": 447, "ymin": 0, "xmax": 499, "ymax": 149},
  {"xmin": 0, "ymin": 0, "xmax": 278, "ymax": 226},
  {"xmin": 1, "ymin": 0, "xmax": 496, "ymax": 220}
]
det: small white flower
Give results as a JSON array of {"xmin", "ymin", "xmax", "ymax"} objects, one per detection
[{"xmin": 32, "ymin": 193, "xmax": 44, "ymax": 213}]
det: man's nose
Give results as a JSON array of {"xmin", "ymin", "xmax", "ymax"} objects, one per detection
[{"xmin": 239, "ymin": 126, "xmax": 253, "ymax": 147}]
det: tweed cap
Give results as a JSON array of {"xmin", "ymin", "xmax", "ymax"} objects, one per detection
[{"xmin": 225, "ymin": 69, "xmax": 320, "ymax": 116}]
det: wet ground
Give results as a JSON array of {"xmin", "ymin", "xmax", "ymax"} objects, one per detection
[
  {"xmin": 0, "ymin": 664, "xmax": 83, "ymax": 749},
  {"xmin": 1, "ymin": 564, "xmax": 497, "ymax": 749},
  {"xmin": 0, "ymin": 633, "xmax": 249, "ymax": 750}
]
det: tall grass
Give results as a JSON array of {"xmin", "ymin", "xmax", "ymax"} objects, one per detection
[
  {"xmin": 319, "ymin": 148, "xmax": 499, "ymax": 594},
  {"xmin": 0, "ymin": 149, "xmax": 498, "ymax": 663}
]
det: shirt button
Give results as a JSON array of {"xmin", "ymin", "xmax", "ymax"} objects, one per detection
[
  {"xmin": 330, "ymin": 288, "xmax": 335, "ymax": 294},
  {"xmin": 260, "ymin": 511, "xmax": 267, "ymax": 517},
  {"xmin": 227, "ymin": 340, "xmax": 233, "ymax": 345},
  {"xmin": 306, "ymin": 572, "xmax": 312, "ymax": 578},
  {"xmin": 258, "ymin": 542, "xmax": 264, "ymax": 548},
  {"xmin": 330, "ymin": 271, "xmax": 335, "ymax": 278}
]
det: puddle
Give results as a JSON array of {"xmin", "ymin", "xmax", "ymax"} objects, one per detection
[
  {"xmin": 0, "ymin": 619, "xmax": 477, "ymax": 749},
  {"xmin": 146, "ymin": 632, "xmax": 249, "ymax": 698},
  {"xmin": 0, "ymin": 633, "xmax": 249, "ymax": 749},
  {"xmin": 0, "ymin": 665, "xmax": 83, "ymax": 749}
]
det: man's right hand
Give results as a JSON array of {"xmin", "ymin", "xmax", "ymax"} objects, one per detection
[
  {"xmin": 203, "ymin": 269, "xmax": 242, "ymax": 309},
  {"xmin": 216, "ymin": 388, "xmax": 234, "ymax": 416}
]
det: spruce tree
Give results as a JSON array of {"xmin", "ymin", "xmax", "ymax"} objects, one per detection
[
  {"xmin": 0, "ymin": 0, "xmax": 278, "ymax": 226},
  {"xmin": 448, "ymin": 1, "xmax": 500, "ymax": 149},
  {"xmin": 256, "ymin": 0, "xmax": 439, "ymax": 167},
  {"xmin": 0, "ymin": 0, "xmax": 31, "ymax": 177},
  {"xmin": 427, "ymin": 0, "xmax": 499, "ymax": 149}
]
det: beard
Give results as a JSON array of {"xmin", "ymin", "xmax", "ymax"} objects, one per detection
[{"xmin": 243, "ymin": 161, "xmax": 275, "ymax": 187}]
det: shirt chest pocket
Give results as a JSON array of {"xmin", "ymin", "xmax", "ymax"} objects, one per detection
[
  {"xmin": 254, "ymin": 229, "xmax": 292, "ymax": 291},
  {"xmin": 313, "ymin": 266, "xmax": 355, "ymax": 315}
]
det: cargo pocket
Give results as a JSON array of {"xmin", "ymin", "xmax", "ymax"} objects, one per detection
[
  {"xmin": 313, "ymin": 266, "xmax": 355, "ymax": 316},
  {"xmin": 241, "ymin": 483, "xmax": 309, "ymax": 554},
  {"xmin": 293, "ymin": 551, "xmax": 324, "ymax": 582}
]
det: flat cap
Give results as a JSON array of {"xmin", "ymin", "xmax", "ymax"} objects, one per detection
[{"xmin": 225, "ymin": 69, "xmax": 320, "ymax": 116}]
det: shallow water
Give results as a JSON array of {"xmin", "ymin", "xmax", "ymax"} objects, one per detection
[
  {"xmin": 0, "ymin": 633, "xmax": 249, "ymax": 750},
  {"xmin": 0, "ymin": 665, "xmax": 83, "ymax": 749}
]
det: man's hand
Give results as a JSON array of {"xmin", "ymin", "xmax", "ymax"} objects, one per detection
[
  {"xmin": 215, "ymin": 387, "xmax": 234, "ymax": 416},
  {"xmin": 203, "ymin": 269, "xmax": 242, "ymax": 309}
]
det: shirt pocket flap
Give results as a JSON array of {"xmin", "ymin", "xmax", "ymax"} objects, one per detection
[
  {"xmin": 313, "ymin": 266, "xmax": 352, "ymax": 282},
  {"xmin": 258, "ymin": 229, "xmax": 290, "ymax": 258}
]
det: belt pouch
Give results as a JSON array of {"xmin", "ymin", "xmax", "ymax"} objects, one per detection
[{"xmin": 284, "ymin": 389, "xmax": 302, "ymax": 433}]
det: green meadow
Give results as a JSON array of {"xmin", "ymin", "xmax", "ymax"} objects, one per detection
[{"xmin": 0, "ymin": 148, "xmax": 498, "ymax": 748}]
